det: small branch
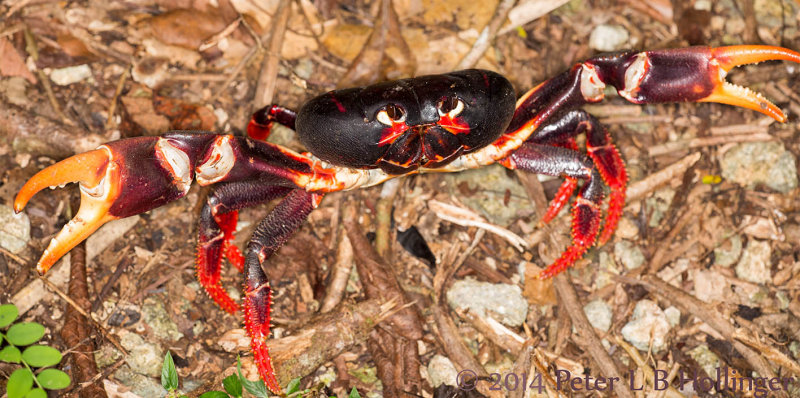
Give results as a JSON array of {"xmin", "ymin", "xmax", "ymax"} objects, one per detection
[
  {"xmin": 254, "ymin": 0, "xmax": 292, "ymax": 108},
  {"xmin": 552, "ymin": 273, "xmax": 634, "ymax": 398},
  {"xmin": 455, "ymin": 0, "xmax": 516, "ymax": 69}
]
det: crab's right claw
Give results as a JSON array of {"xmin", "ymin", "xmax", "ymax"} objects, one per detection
[
  {"xmin": 14, "ymin": 149, "xmax": 120, "ymax": 274},
  {"xmin": 15, "ymin": 135, "xmax": 210, "ymax": 275}
]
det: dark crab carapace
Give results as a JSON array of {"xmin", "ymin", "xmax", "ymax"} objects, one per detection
[{"xmin": 15, "ymin": 45, "xmax": 800, "ymax": 392}]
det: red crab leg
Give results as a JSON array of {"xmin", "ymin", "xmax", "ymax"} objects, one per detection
[
  {"xmin": 247, "ymin": 105, "xmax": 297, "ymax": 141},
  {"xmin": 501, "ymin": 143, "xmax": 604, "ymax": 277},
  {"xmin": 539, "ymin": 138, "xmax": 579, "ymax": 225},
  {"xmin": 196, "ymin": 182, "xmax": 293, "ymax": 313},
  {"xmin": 242, "ymin": 188, "xmax": 322, "ymax": 393}
]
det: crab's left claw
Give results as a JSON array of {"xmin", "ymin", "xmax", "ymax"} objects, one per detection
[
  {"xmin": 14, "ymin": 148, "xmax": 120, "ymax": 274},
  {"xmin": 617, "ymin": 45, "xmax": 800, "ymax": 122}
]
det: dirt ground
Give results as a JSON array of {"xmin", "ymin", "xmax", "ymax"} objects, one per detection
[{"xmin": 2, "ymin": 0, "xmax": 800, "ymax": 397}]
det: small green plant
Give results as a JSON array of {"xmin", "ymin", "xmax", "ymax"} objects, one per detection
[
  {"xmin": 161, "ymin": 351, "xmax": 359, "ymax": 397},
  {"xmin": 162, "ymin": 351, "xmax": 277, "ymax": 398},
  {"xmin": 0, "ymin": 303, "xmax": 71, "ymax": 398}
]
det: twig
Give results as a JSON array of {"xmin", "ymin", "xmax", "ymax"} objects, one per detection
[
  {"xmin": 254, "ymin": 0, "xmax": 292, "ymax": 108},
  {"xmin": 552, "ymin": 273, "xmax": 635, "ymax": 398},
  {"xmin": 647, "ymin": 133, "xmax": 773, "ymax": 157},
  {"xmin": 320, "ymin": 233, "xmax": 354, "ymax": 313},
  {"xmin": 428, "ymin": 200, "xmax": 527, "ymax": 251},
  {"xmin": 105, "ymin": 68, "xmax": 129, "ymax": 130},
  {"xmin": 38, "ymin": 275, "xmax": 128, "ymax": 357},
  {"xmin": 613, "ymin": 336, "xmax": 684, "ymax": 398},
  {"xmin": 455, "ymin": 0, "xmax": 517, "ymax": 69},
  {"xmin": 626, "ymin": 153, "xmax": 701, "ymax": 204},
  {"xmin": 60, "ymin": 239, "xmax": 107, "ymax": 397}
]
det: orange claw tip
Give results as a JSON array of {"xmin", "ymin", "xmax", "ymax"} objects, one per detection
[
  {"xmin": 712, "ymin": 45, "xmax": 800, "ymax": 71},
  {"xmin": 14, "ymin": 149, "xmax": 110, "ymax": 213}
]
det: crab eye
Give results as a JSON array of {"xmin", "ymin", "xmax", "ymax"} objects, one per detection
[
  {"xmin": 376, "ymin": 104, "xmax": 406, "ymax": 126},
  {"xmin": 437, "ymin": 97, "xmax": 464, "ymax": 118}
]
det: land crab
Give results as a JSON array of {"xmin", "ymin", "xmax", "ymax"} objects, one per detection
[{"xmin": 14, "ymin": 45, "xmax": 800, "ymax": 393}]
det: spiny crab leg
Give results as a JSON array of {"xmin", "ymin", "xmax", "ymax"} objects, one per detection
[{"xmin": 14, "ymin": 149, "xmax": 120, "ymax": 274}]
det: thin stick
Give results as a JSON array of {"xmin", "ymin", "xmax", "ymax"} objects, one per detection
[
  {"xmin": 456, "ymin": 0, "xmax": 516, "ymax": 69},
  {"xmin": 255, "ymin": 0, "xmax": 292, "ymax": 108},
  {"xmin": 553, "ymin": 273, "xmax": 635, "ymax": 398}
]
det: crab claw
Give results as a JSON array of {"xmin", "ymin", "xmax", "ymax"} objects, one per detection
[
  {"xmin": 14, "ymin": 148, "xmax": 120, "ymax": 274},
  {"xmin": 15, "ymin": 135, "xmax": 214, "ymax": 275},
  {"xmin": 618, "ymin": 45, "xmax": 800, "ymax": 122}
]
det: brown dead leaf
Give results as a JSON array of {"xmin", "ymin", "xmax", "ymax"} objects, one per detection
[
  {"xmin": 523, "ymin": 262, "xmax": 557, "ymax": 305},
  {"xmin": 142, "ymin": 9, "xmax": 229, "ymax": 50},
  {"xmin": 57, "ymin": 33, "xmax": 94, "ymax": 58},
  {"xmin": 120, "ymin": 89, "xmax": 170, "ymax": 136},
  {"xmin": 154, "ymin": 95, "xmax": 217, "ymax": 131},
  {"xmin": 0, "ymin": 38, "xmax": 36, "ymax": 84}
]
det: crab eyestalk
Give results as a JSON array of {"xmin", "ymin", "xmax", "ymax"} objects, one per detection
[{"xmin": 14, "ymin": 148, "xmax": 120, "ymax": 274}]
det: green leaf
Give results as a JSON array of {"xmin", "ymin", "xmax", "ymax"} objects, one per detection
[
  {"xmin": 22, "ymin": 345, "xmax": 62, "ymax": 368},
  {"xmin": 0, "ymin": 345, "xmax": 22, "ymax": 363},
  {"xmin": 0, "ymin": 303, "xmax": 19, "ymax": 328},
  {"xmin": 236, "ymin": 356, "xmax": 269, "ymax": 398},
  {"xmin": 7, "ymin": 368, "xmax": 34, "ymax": 398},
  {"xmin": 36, "ymin": 368, "xmax": 71, "ymax": 390},
  {"xmin": 223, "ymin": 374, "xmax": 242, "ymax": 397},
  {"xmin": 161, "ymin": 351, "xmax": 179, "ymax": 391},
  {"xmin": 199, "ymin": 392, "xmax": 230, "ymax": 398},
  {"xmin": 348, "ymin": 387, "xmax": 361, "ymax": 398},
  {"xmin": 24, "ymin": 388, "xmax": 47, "ymax": 398},
  {"xmin": 285, "ymin": 378, "xmax": 300, "ymax": 394},
  {"xmin": 6, "ymin": 322, "xmax": 45, "ymax": 346}
]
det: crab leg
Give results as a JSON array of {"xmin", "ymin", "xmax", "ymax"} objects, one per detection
[
  {"xmin": 241, "ymin": 188, "xmax": 321, "ymax": 393},
  {"xmin": 197, "ymin": 182, "xmax": 294, "ymax": 314},
  {"xmin": 247, "ymin": 105, "xmax": 298, "ymax": 141}
]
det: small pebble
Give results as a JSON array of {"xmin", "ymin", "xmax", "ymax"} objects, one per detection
[
  {"xmin": 0, "ymin": 205, "xmax": 30, "ymax": 254},
  {"xmin": 720, "ymin": 142, "xmax": 798, "ymax": 193},
  {"xmin": 735, "ymin": 239, "xmax": 772, "ymax": 284},
  {"xmin": 583, "ymin": 300, "xmax": 612, "ymax": 332},
  {"xmin": 50, "ymin": 64, "xmax": 93, "ymax": 85},
  {"xmin": 119, "ymin": 331, "xmax": 163, "ymax": 377},
  {"xmin": 621, "ymin": 300, "xmax": 671, "ymax": 352},
  {"xmin": 589, "ymin": 24, "xmax": 629, "ymax": 52},
  {"xmin": 427, "ymin": 355, "xmax": 458, "ymax": 387},
  {"xmin": 447, "ymin": 279, "xmax": 528, "ymax": 327},
  {"xmin": 614, "ymin": 240, "xmax": 645, "ymax": 270}
]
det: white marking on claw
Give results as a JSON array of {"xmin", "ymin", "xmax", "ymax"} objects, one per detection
[
  {"xmin": 197, "ymin": 136, "xmax": 236, "ymax": 184},
  {"xmin": 619, "ymin": 52, "xmax": 649, "ymax": 103},
  {"xmin": 580, "ymin": 63, "xmax": 606, "ymax": 102},
  {"xmin": 156, "ymin": 138, "xmax": 193, "ymax": 193}
]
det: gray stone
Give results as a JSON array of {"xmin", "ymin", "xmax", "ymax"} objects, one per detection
[
  {"xmin": 427, "ymin": 355, "xmax": 458, "ymax": 387},
  {"xmin": 119, "ymin": 331, "xmax": 163, "ymax": 377},
  {"xmin": 589, "ymin": 24, "xmax": 629, "ymax": 52},
  {"xmin": 721, "ymin": 142, "xmax": 798, "ymax": 193},
  {"xmin": 446, "ymin": 279, "xmax": 528, "ymax": 327},
  {"xmin": 113, "ymin": 365, "xmax": 165, "ymax": 397},
  {"xmin": 583, "ymin": 300, "xmax": 612, "ymax": 332},
  {"xmin": 445, "ymin": 164, "xmax": 529, "ymax": 226},
  {"xmin": 735, "ymin": 239, "xmax": 772, "ymax": 284},
  {"xmin": 614, "ymin": 240, "xmax": 645, "ymax": 270},
  {"xmin": 620, "ymin": 300, "xmax": 671, "ymax": 352},
  {"xmin": 0, "ymin": 204, "xmax": 30, "ymax": 254},
  {"xmin": 142, "ymin": 297, "xmax": 184, "ymax": 342}
]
